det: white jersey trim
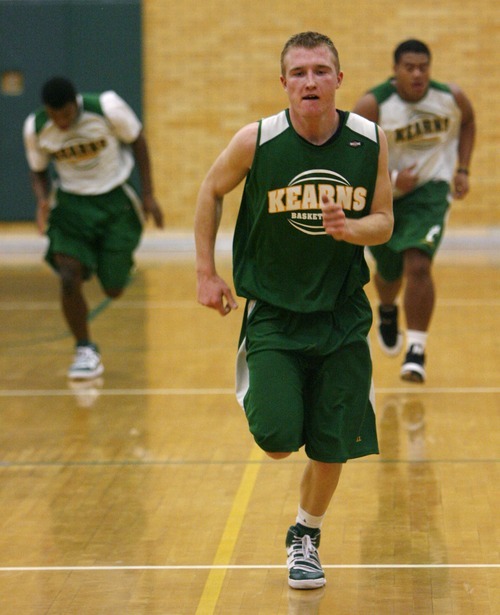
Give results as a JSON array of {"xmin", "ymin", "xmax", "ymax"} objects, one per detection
[
  {"xmin": 346, "ymin": 113, "xmax": 378, "ymax": 143},
  {"xmin": 235, "ymin": 300, "xmax": 256, "ymax": 409},
  {"xmin": 259, "ymin": 110, "xmax": 289, "ymax": 146}
]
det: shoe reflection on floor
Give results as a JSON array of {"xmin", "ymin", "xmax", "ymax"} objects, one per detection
[{"xmin": 67, "ymin": 377, "xmax": 104, "ymax": 408}]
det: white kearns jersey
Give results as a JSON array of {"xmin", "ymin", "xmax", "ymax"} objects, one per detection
[
  {"xmin": 23, "ymin": 91, "xmax": 142, "ymax": 195},
  {"xmin": 371, "ymin": 79, "xmax": 462, "ymax": 198}
]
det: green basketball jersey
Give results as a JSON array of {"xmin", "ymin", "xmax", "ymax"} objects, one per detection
[{"xmin": 233, "ymin": 109, "xmax": 380, "ymax": 312}]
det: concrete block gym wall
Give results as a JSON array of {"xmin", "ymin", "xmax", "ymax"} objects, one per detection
[
  {"xmin": 2, "ymin": 0, "xmax": 497, "ymax": 229},
  {"xmin": 142, "ymin": 0, "xmax": 497, "ymax": 230}
]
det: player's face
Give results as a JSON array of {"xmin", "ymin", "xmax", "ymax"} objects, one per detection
[
  {"xmin": 280, "ymin": 45, "xmax": 343, "ymax": 118},
  {"xmin": 46, "ymin": 102, "xmax": 79, "ymax": 131},
  {"xmin": 393, "ymin": 52, "xmax": 431, "ymax": 102}
]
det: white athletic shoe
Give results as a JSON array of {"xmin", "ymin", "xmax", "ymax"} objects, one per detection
[
  {"xmin": 286, "ymin": 524, "xmax": 326, "ymax": 589},
  {"xmin": 68, "ymin": 344, "xmax": 104, "ymax": 380}
]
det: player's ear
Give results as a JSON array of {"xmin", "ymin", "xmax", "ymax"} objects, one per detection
[
  {"xmin": 336, "ymin": 71, "xmax": 344, "ymax": 89},
  {"xmin": 280, "ymin": 75, "xmax": 287, "ymax": 90}
]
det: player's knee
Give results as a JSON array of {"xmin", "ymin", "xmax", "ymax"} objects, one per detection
[
  {"xmin": 408, "ymin": 261, "xmax": 431, "ymax": 280},
  {"xmin": 59, "ymin": 268, "xmax": 81, "ymax": 296},
  {"xmin": 404, "ymin": 250, "xmax": 431, "ymax": 279}
]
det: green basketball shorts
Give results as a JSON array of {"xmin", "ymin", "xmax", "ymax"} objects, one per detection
[
  {"xmin": 45, "ymin": 184, "xmax": 143, "ymax": 290},
  {"xmin": 235, "ymin": 289, "xmax": 379, "ymax": 463},
  {"xmin": 369, "ymin": 180, "xmax": 450, "ymax": 282}
]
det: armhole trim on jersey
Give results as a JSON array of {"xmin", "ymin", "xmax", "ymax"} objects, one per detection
[
  {"xmin": 346, "ymin": 113, "xmax": 378, "ymax": 143},
  {"xmin": 81, "ymin": 93, "xmax": 104, "ymax": 117},
  {"xmin": 259, "ymin": 110, "xmax": 289, "ymax": 146},
  {"xmin": 34, "ymin": 108, "xmax": 49, "ymax": 135}
]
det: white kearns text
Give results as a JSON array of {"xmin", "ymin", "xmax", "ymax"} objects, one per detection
[{"xmin": 268, "ymin": 183, "xmax": 367, "ymax": 213}]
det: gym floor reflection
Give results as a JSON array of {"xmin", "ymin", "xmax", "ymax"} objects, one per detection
[{"xmin": 0, "ymin": 252, "xmax": 498, "ymax": 614}]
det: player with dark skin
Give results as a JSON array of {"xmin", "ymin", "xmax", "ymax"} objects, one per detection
[
  {"xmin": 25, "ymin": 77, "xmax": 163, "ymax": 378},
  {"xmin": 31, "ymin": 102, "xmax": 162, "ymax": 344},
  {"xmin": 353, "ymin": 40, "xmax": 475, "ymax": 381}
]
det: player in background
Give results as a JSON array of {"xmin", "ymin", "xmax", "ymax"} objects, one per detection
[
  {"xmin": 353, "ymin": 39, "xmax": 475, "ymax": 382},
  {"xmin": 23, "ymin": 77, "xmax": 163, "ymax": 379}
]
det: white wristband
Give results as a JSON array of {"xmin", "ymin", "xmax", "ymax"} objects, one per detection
[{"xmin": 391, "ymin": 170, "xmax": 399, "ymax": 188}]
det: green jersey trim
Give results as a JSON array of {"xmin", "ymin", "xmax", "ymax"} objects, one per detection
[
  {"xmin": 33, "ymin": 93, "xmax": 104, "ymax": 135},
  {"xmin": 370, "ymin": 78, "xmax": 452, "ymax": 104},
  {"xmin": 81, "ymin": 93, "xmax": 104, "ymax": 116},
  {"xmin": 34, "ymin": 108, "xmax": 49, "ymax": 135}
]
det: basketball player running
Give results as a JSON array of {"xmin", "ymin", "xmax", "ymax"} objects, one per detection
[
  {"xmin": 23, "ymin": 77, "xmax": 163, "ymax": 380},
  {"xmin": 195, "ymin": 32, "xmax": 393, "ymax": 589},
  {"xmin": 353, "ymin": 39, "xmax": 475, "ymax": 383}
]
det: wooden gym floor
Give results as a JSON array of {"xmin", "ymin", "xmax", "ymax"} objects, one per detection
[{"xmin": 0, "ymin": 233, "xmax": 498, "ymax": 614}]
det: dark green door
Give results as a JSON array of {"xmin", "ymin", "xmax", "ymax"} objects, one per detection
[{"xmin": 0, "ymin": 0, "xmax": 142, "ymax": 221}]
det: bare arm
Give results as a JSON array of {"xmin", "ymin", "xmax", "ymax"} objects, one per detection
[
  {"xmin": 30, "ymin": 170, "xmax": 52, "ymax": 234},
  {"xmin": 131, "ymin": 132, "xmax": 164, "ymax": 228},
  {"xmin": 321, "ymin": 126, "xmax": 393, "ymax": 245},
  {"xmin": 194, "ymin": 122, "xmax": 258, "ymax": 316},
  {"xmin": 449, "ymin": 83, "xmax": 476, "ymax": 199},
  {"xmin": 352, "ymin": 92, "xmax": 379, "ymax": 122}
]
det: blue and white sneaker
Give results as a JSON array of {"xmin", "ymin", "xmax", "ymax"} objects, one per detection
[
  {"xmin": 286, "ymin": 523, "xmax": 326, "ymax": 589},
  {"xmin": 68, "ymin": 344, "xmax": 104, "ymax": 380}
]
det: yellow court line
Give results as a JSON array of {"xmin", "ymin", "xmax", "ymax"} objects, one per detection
[{"xmin": 195, "ymin": 444, "xmax": 264, "ymax": 615}]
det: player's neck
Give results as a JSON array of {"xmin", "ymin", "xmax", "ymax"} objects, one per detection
[{"xmin": 290, "ymin": 109, "xmax": 340, "ymax": 146}]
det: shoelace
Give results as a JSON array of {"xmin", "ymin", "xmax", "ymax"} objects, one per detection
[
  {"xmin": 287, "ymin": 532, "xmax": 324, "ymax": 583},
  {"xmin": 299, "ymin": 534, "xmax": 314, "ymax": 559},
  {"xmin": 408, "ymin": 344, "xmax": 424, "ymax": 356},
  {"xmin": 288, "ymin": 533, "xmax": 319, "ymax": 566},
  {"xmin": 74, "ymin": 347, "xmax": 99, "ymax": 366},
  {"xmin": 77, "ymin": 347, "xmax": 94, "ymax": 358}
]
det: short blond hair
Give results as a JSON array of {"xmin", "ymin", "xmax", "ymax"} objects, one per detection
[{"xmin": 280, "ymin": 31, "xmax": 340, "ymax": 75}]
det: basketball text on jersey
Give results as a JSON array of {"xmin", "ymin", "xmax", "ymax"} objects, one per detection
[
  {"xmin": 53, "ymin": 138, "xmax": 107, "ymax": 163},
  {"xmin": 395, "ymin": 114, "xmax": 449, "ymax": 144},
  {"xmin": 268, "ymin": 169, "xmax": 367, "ymax": 214}
]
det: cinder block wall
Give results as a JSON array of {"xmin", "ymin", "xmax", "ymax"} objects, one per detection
[{"xmin": 143, "ymin": 0, "xmax": 498, "ymax": 230}]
